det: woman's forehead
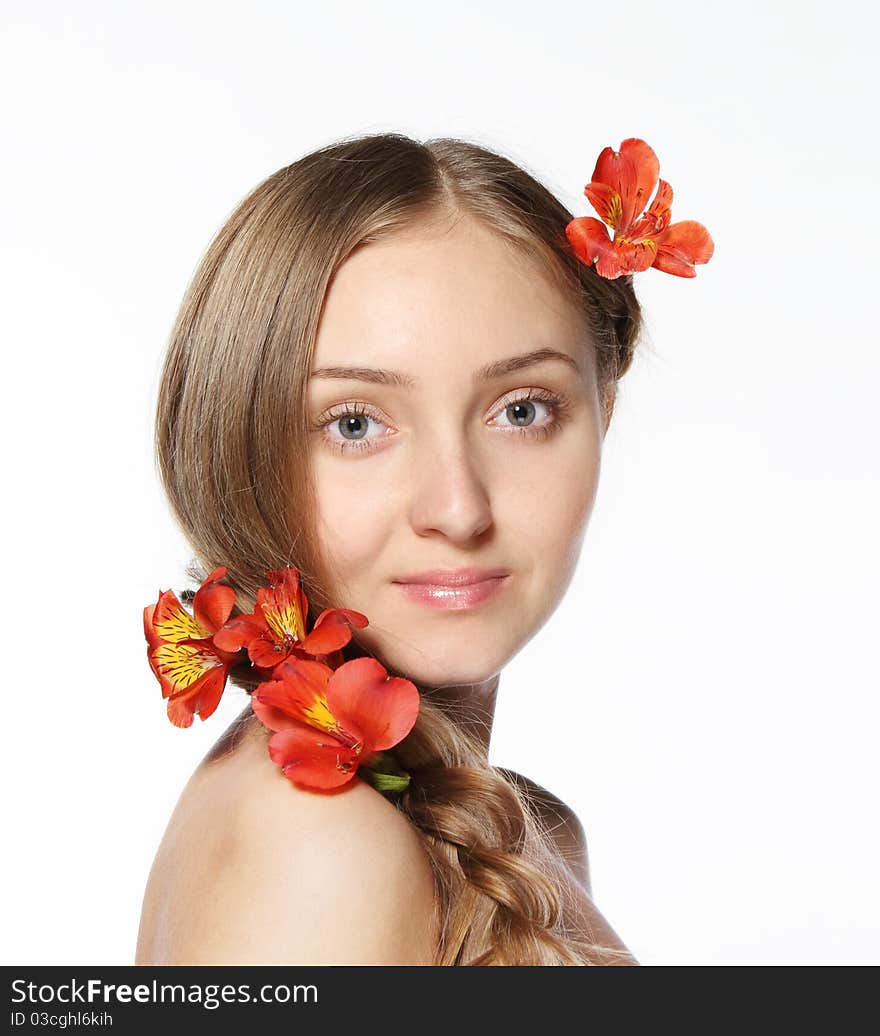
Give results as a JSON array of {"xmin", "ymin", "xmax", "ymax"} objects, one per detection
[{"xmin": 312, "ymin": 219, "xmax": 591, "ymax": 374}]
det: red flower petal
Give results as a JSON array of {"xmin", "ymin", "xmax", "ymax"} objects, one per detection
[
  {"xmin": 565, "ymin": 216, "xmax": 615, "ymax": 271},
  {"xmin": 212, "ymin": 614, "xmax": 266, "ymax": 653},
  {"xmin": 143, "ymin": 602, "xmax": 164, "ymax": 653},
  {"xmin": 325, "ymin": 657, "xmax": 420, "ymax": 753},
  {"xmin": 151, "ymin": 588, "xmax": 212, "ymax": 643},
  {"xmin": 610, "ymin": 237, "xmax": 657, "ymax": 276},
  {"xmin": 247, "ymin": 634, "xmax": 292, "ymax": 670},
  {"xmin": 258, "ymin": 567, "xmax": 309, "ymax": 644},
  {"xmin": 149, "ymin": 639, "xmax": 226, "ymax": 698},
  {"xmin": 250, "ymin": 691, "xmax": 300, "ymax": 733},
  {"xmin": 653, "ymin": 220, "xmax": 715, "ymax": 278},
  {"xmin": 583, "ymin": 181, "xmax": 622, "ymax": 230},
  {"xmin": 165, "ymin": 665, "xmax": 229, "ymax": 728},
  {"xmin": 646, "ymin": 178, "xmax": 673, "ymax": 228},
  {"xmin": 252, "ymin": 657, "xmax": 337, "ymax": 730},
  {"xmin": 299, "ymin": 607, "xmax": 369, "ymax": 655},
  {"xmin": 594, "ymin": 247, "xmax": 626, "ymax": 279},
  {"xmin": 266, "ymin": 725, "xmax": 362, "ymax": 790},
  {"xmin": 192, "ymin": 566, "xmax": 236, "ymax": 634},
  {"xmin": 629, "ymin": 178, "xmax": 673, "ymax": 239},
  {"xmin": 592, "ymin": 138, "xmax": 660, "ymax": 232}
]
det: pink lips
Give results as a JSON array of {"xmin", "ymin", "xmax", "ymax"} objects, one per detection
[{"xmin": 393, "ymin": 567, "xmax": 510, "ymax": 610}]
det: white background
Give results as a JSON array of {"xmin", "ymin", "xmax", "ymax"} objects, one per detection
[{"xmin": 2, "ymin": 0, "xmax": 877, "ymax": 966}]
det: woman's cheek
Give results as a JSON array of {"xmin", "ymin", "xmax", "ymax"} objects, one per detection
[
  {"xmin": 506, "ymin": 437, "xmax": 600, "ymax": 531},
  {"xmin": 313, "ymin": 455, "xmax": 397, "ymax": 566}
]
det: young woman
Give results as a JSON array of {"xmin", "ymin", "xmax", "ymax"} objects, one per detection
[{"xmin": 135, "ymin": 132, "xmax": 695, "ymax": 966}]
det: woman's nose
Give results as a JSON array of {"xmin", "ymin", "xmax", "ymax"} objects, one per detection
[{"xmin": 407, "ymin": 436, "xmax": 493, "ymax": 544}]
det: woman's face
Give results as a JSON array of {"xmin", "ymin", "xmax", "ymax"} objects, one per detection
[{"xmin": 307, "ymin": 214, "xmax": 611, "ymax": 687}]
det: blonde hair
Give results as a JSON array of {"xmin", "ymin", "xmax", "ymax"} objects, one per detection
[{"xmin": 155, "ymin": 132, "xmax": 643, "ymax": 965}]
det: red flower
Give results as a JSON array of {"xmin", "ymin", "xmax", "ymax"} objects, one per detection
[
  {"xmin": 212, "ymin": 566, "xmax": 368, "ymax": 669},
  {"xmin": 143, "ymin": 566, "xmax": 240, "ymax": 728},
  {"xmin": 566, "ymin": 137, "xmax": 714, "ymax": 280},
  {"xmin": 250, "ymin": 655, "xmax": 420, "ymax": 791}
]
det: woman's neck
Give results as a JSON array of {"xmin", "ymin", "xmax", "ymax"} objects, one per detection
[{"xmin": 417, "ymin": 671, "xmax": 500, "ymax": 758}]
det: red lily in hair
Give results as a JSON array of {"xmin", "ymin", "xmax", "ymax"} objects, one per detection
[
  {"xmin": 251, "ymin": 655, "xmax": 420, "ymax": 791},
  {"xmin": 143, "ymin": 566, "xmax": 241, "ymax": 728},
  {"xmin": 566, "ymin": 137, "xmax": 714, "ymax": 279},
  {"xmin": 212, "ymin": 566, "xmax": 368, "ymax": 669}
]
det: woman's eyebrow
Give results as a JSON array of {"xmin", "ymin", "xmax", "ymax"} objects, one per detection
[{"xmin": 309, "ymin": 347, "xmax": 580, "ymax": 387}]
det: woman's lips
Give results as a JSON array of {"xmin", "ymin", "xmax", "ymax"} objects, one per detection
[{"xmin": 394, "ymin": 575, "xmax": 510, "ymax": 610}]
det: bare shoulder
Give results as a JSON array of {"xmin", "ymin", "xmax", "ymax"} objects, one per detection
[
  {"xmin": 136, "ymin": 708, "xmax": 438, "ymax": 965},
  {"xmin": 496, "ymin": 767, "xmax": 591, "ymax": 895}
]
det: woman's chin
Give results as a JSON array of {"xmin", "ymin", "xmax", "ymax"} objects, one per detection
[
  {"xmin": 343, "ymin": 613, "xmax": 523, "ymax": 688},
  {"xmin": 391, "ymin": 654, "xmax": 504, "ymax": 690}
]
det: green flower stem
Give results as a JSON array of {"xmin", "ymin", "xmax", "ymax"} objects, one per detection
[{"xmin": 359, "ymin": 751, "xmax": 411, "ymax": 793}]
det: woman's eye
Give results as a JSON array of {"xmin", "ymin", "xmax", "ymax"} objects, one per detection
[
  {"xmin": 492, "ymin": 395, "xmax": 558, "ymax": 431},
  {"xmin": 316, "ymin": 404, "xmax": 391, "ymax": 454},
  {"xmin": 488, "ymin": 389, "xmax": 568, "ymax": 440}
]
